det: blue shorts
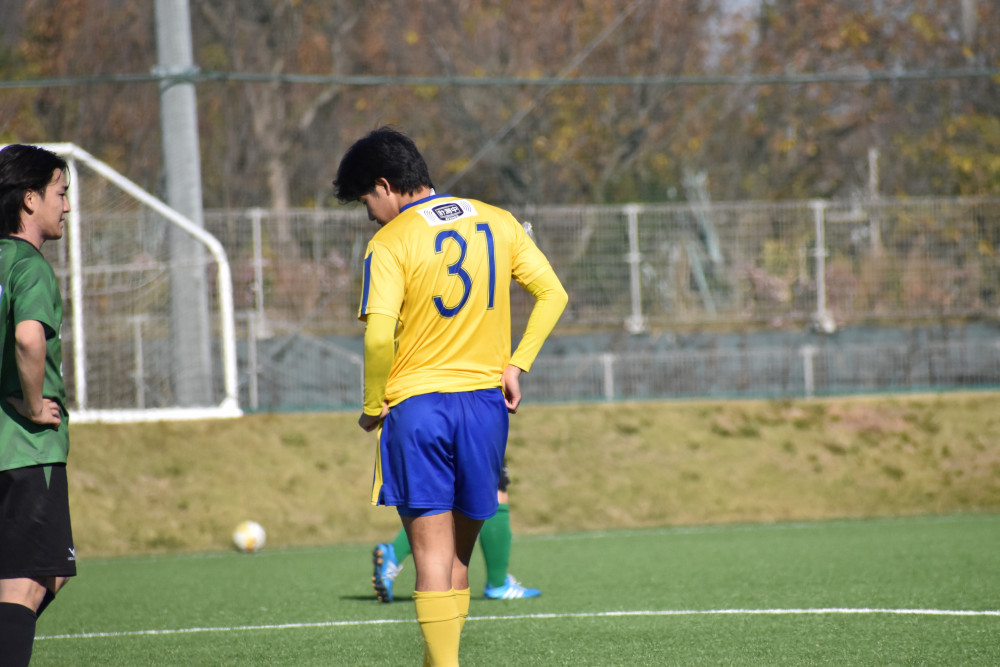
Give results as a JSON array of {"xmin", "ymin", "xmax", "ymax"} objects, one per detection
[{"xmin": 375, "ymin": 389, "xmax": 508, "ymax": 520}]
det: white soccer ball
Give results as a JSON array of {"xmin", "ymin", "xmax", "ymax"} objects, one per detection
[{"xmin": 232, "ymin": 520, "xmax": 266, "ymax": 553}]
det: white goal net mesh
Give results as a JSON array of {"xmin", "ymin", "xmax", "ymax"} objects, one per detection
[{"xmin": 36, "ymin": 144, "xmax": 239, "ymax": 422}]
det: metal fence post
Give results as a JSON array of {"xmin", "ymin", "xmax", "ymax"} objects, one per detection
[
  {"xmin": 131, "ymin": 316, "xmax": 146, "ymax": 410},
  {"xmin": 246, "ymin": 314, "xmax": 259, "ymax": 411},
  {"xmin": 624, "ymin": 204, "xmax": 647, "ymax": 333},
  {"xmin": 601, "ymin": 353, "xmax": 616, "ymax": 401},
  {"xmin": 809, "ymin": 200, "xmax": 836, "ymax": 333},
  {"xmin": 250, "ymin": 208, "xmax": 268, "ymax": 337},
  {"xmin": 800, "ymin": 345, "xmax": 817, "ymax": 398},
  {"xmin": 868, "ymin": 147, "xmax": 883, "ymax": 256}
]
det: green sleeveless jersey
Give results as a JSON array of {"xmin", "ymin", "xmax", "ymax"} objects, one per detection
[{"xmin": 0, "ymin": 238, "xmax": 69, "ymax": 471}]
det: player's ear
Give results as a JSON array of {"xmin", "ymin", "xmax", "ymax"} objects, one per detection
[
  {"xmin": 22, "ymin": 189, "xmax": 36, "ymax": 214},
  {"xmin": 374, "ymin": 178, "xmax": 394, "ymax": 196}
]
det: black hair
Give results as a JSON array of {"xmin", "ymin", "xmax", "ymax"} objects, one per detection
[
  {"xmin": 333, "ymin": 126, "xmax": 434, "ymax": 203},
  {"xmin": 0, "ymin": 144, "xmax": 68, "ymax": 236}
]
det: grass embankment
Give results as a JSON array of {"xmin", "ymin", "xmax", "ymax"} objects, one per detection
[{"xmin": 68, "ymin": 393, "xmax": 1000, "ymax": 558}]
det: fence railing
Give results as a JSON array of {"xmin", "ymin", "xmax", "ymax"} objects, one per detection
[
  {"xmin": 50, "ymin": 144, "xmax": 1000, "ymax": 417},
  {"xmin": 201, "ymin": 197, "xmax": 1000, "ymax": 411},
  {"xmin": 206, "ymin": 196, "xmax": 1000, "ymax": 336}
]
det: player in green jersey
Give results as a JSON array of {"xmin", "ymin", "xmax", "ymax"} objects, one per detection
[{"xmin": 0, "ymin": 144, "xmax": 75, "ymax": 667}]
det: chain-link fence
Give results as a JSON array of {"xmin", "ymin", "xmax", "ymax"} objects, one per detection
[
  {"xmin": 36, "ymin": 144, "xmax": 240, "ymax": 422},
  {"xmin": 204, "ymin": 196, "xmax": 1000, "ymax": 411}
]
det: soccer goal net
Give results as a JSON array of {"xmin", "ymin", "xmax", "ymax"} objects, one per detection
[{"xmin": 26, "ymin": 143, "xmax": 240, "ymax": 423}]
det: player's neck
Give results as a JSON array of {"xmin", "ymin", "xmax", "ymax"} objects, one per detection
[
  {"xmin": 9, "ymin": 228, "xmax": 44, "ymax": 250},
  {"xmin": 398, "ymin": 187, "xmax": 434, "ymax": 209}
]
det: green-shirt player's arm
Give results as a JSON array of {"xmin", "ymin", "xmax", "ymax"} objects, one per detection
[
  {"xmin": 11, "ymin": 320, "xmax": 61, "ymax": 426},
  {"xmin": 504, "ymin": 268, "xmax": 568, "ymax": 412},
  {"xmin": 359, "ymin": 312, "xmax": 396, "ymax": 429}
]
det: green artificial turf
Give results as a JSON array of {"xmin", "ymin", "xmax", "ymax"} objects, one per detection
[{"xmin": 32, "ymin": 513, "xmax": 1000, "ymax": 666}]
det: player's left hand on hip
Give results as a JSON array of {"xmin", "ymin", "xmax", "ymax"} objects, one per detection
[
  {"xmin": 358, "ymin": 402, "xmax": 389, "ymax": 432},
  {"xmin": 7, "ymin": 396, "xmax": 61, "ymax": 427}
]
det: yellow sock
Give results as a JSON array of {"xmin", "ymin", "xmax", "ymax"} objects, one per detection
[
  {"xmin": 455, "ymin": 587, "xmax": 471, "ymax": 631},
  {"xmin": 414, "ymin": 589, "xmax": 460, "ymax": 667}
]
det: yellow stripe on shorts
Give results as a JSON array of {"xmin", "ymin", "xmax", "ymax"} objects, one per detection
[{"xmin": 370, "ymin": 424, "xmax": 383, "ymax": 506}]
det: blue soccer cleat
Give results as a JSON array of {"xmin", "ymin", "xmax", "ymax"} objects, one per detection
[
  {"xmin": 372, "ymin": 543, "xmax": 402, "ymax": 603},
  {"xmin": 483, "ymin": 574, "xmax": 541, "ymax": 600}
]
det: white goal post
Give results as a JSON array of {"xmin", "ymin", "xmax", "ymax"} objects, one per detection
[{"xmin": 7, "ymin": 143, "xmax": 242, "ymax": 422}]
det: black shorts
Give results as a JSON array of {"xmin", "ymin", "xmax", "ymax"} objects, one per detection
[
  {"xmin": 498, "ymin": 458, "xmax": 510, "ymax": 493},
  {"xmin": 0, "ymin": 464, "xmax": 77, "ymax": 579}
]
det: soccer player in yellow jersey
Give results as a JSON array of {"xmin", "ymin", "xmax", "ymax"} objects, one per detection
[{"xmin": 334, "ymin": 127, "xmax": 567, "ymax": 666}]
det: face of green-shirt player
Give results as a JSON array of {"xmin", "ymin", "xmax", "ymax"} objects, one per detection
[{"xmin": 20, "ymin": 168, "xmax": 69, "ymax": 249}]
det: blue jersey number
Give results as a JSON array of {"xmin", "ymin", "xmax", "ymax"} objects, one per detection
[{"xmin": 433, "ymin": 224, "xmax": 496, "ymax": 317}]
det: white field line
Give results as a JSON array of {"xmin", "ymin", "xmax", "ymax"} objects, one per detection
[{"xmin": 36, "ymin": 608, "xmax": 1000, "ymax": 641}]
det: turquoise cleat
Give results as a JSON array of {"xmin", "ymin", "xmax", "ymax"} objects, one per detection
[
  {"xmin": 372, "ymin": 543, "xmax": 402, "ymax": 603},
  {"xmin": 483, "ymin": 574, "xmax": 541, "ymax": 600}
]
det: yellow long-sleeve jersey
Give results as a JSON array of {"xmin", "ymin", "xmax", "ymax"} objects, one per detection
[{"xmin": 358, "ymin": 195, "xmax": 567, "ymax": 414}]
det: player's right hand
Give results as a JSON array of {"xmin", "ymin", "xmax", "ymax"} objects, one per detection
[{"xmin": 502, "ymin": 365, "xmax": 523, "ymax": 413}]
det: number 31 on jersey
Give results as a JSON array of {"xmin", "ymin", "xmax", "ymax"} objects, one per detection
[{"xmin": 433, "ymin": 223, "xmax": 496, "ymax": 317}]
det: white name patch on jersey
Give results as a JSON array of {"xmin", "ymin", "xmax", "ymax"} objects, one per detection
[{"xmin": 418, "ymin": 200, "xmax": 478, "ymax": 226}]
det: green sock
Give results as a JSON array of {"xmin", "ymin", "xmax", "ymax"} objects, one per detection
[
  {"xmin": 391, "ymin": 526, "xmax": 412, "ymax": 562},
  {"xmin": 479, "ymin": 503, "xmax": 511, "ymax": 588}
]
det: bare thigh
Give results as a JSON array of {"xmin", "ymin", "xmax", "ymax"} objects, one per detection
[{"xmin": 403, "ymin": 511, "xmax": 485, "ymax": 591}]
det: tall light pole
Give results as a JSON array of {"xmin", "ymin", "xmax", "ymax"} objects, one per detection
[{"xmin": 155, "ymin": 0, "xmax": 213, "ymax": 405}]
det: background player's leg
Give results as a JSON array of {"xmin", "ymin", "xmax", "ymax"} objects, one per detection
[
  {"xmin": 479, "ymin": 492, "xmax": 512, "ymax": 589},
  {"xmin": 390, "ymin": 527, "xmax": 413, "ymax": 562},
  {"xmin": 480, "ymin": 491, "xmax": 541, "ymax": 600},
  {"xmin": 372, "ymin": 528, "xmax": 411, "ymax": 602}
]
